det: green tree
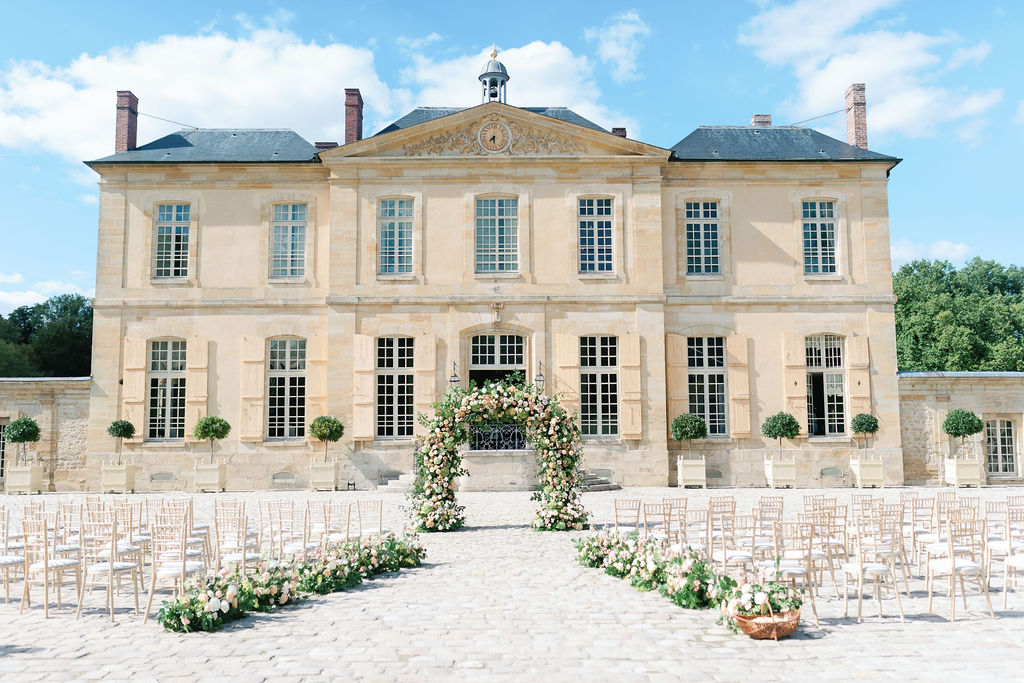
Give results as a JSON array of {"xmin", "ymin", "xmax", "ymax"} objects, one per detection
[
  {"xmin": 670, "ymin": 413, "xmax": 707, "ymax": 457},
  {"xmin": 309, "ymin": 416, "xmax": 345, "ymax": 462},
  {"xmin": 193, "ymin": 416, "xmax": 231, "ymax": 464},
  {"xmin": 761, "ymin": 412, "xmax": 800, "ymax": 457},
  {"xmin": 0, "ymin": 340, "xmax": 42, "ymax": 377},
  {"xmin": 30, "ymin": 294, "xmax": 92, "ymax": 376},
  {"xmin": 6, "ymin": 416, "xmax": 41, "ymax": 466}
]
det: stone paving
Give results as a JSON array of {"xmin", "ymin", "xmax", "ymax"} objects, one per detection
[{"xmin": 1, "ymin": 486, "xmax": 1024, "ymax": 681}]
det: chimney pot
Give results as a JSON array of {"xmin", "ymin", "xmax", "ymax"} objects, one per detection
[
  {"xmin": 315, "ymin": 141, "xmax": 339, "ymax": 151},
  {"xmin": 115, "ymin": 90, "xmax": 138, "ymax": 153},
  {"xmin": 750, "ymin": 114, "xmax": 772, "ymax": 127},
  {"xmin": 845, "ymin": 83, "xmax": 867, "ymax": 149},
  {"xmin": 611, "ymin": 127, "xmax": 627, "ymax": 138},
  {"xmin": 345, "ymin": 88, "xmax": 364, "ymax": 144}
]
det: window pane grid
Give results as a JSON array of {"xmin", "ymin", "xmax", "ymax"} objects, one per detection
[
  {"xmin": 803, "ymin": 200, "xmax": 837, "ymax": 274},
  {"xmin": 475, "ymin": 198, "xmax": 518, "ymax": 272},
  {"xmin": 271, "ymin": 203, "xmax": 306, "ymax": 278},
  {"xmin": 148, "ymin": 340, "xmax": 187, "ymax": 440},
  {"xmin": 267, "ymin": 339, "xmax": 306, "ymax": 439},
  {"xmin": 685, "ymin": 201, "xmax": 720, "ymax": 274},
  {"xmin": 687, "ymin": 336, "xmax": 727, "ymax": 436},
  {"xmin": 579, "ymin": 198, "xmax": 613, "ymax": 273},
  {"xmin": 155, "ymin": 204, "xmax": 190, "ymax": 278},
  {"xmin": 379, "ymin": 199, "xmax": 413, "ymax": 274},
  {"xmin": 806, "ymin": 334, "xmax": 846, "ymax": 436},
  {"xmin": 579, "ymin": 336, "xmax": 619, "ymax": 436},
  {"xmin": 376, "ymin": 337, "xmax": 415, "ymax": 438},
  {"xmin": 986, "ymin": 419, "xmax": 1016, "ymax": 475},
  {"xmin": 471, "ymin": 334, "xmax": 523, "ymax": 369}
]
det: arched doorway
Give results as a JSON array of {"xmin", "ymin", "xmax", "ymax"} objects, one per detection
[{"xmin": 468, "ymin": 333, "xmax": 527, "ymax": 450}]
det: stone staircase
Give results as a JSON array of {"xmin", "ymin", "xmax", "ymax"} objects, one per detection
[
  {"xmin": 378, "ymin": 472, "xmax": 415, "ymax": 492},
  {"xmin": 378, "ymin": 469, "xmax": 620, "ymax": 492},
  {"xmin": 580, "ymin": 470, "xmax": 621, "ymax": 492}
]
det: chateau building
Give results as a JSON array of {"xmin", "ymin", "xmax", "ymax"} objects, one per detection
[{"xmin": 69, "ymin": 52, "xmax": 919, "ymax": 491}]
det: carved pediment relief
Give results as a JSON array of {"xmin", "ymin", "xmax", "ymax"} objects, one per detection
[{"xmin": 402, "ymin": 114, "xmax": 585, "ymax": 157}]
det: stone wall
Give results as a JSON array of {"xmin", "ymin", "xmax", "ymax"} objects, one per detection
[{"xmin": 0, "ymin": 378, "xmax": 90, "ymax": 490}]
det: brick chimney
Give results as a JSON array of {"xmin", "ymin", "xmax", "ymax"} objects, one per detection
[
  {"xmin": 845, "ymin": 83, "xmax": 867, "ymax": 149},
  {"xmin": 611, "ymin": 127, "xmax": 627, "ymax": 138},
  {"xmin": 345, "ymin": 88, "xmax": 363, "ymax": 144},
  {"xmin": 115, "ymin": 90, "xmax": 138, "ymax": 153},
  {"xmin": 750, "ymin": 114, "xmax": 772, "ymax": 127}
]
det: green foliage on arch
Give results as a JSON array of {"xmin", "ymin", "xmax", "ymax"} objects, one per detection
[{"xmin": 411, "ymin": 381, "xmax": 589, "ymax": 532}]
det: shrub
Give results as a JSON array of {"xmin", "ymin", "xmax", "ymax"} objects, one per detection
[
  {"xmin": 106, "ymin": 420, "xmax": 135, "ymax": 465},
  {"xmin": 851, "ymin": 413, "xmax": 879, "ymax": 449},
  {"xmin": 671, "ymin": 413, "xmax": 707, "ymax": 456},
  {"xmin": 309, "ymin": 416, "xmax": 345, "ymax": 462},
  {"xmin": 761, "ymin": 412, "xmax": 799, "ymax": 456},
  {"xmin": 5, "ymin": 416, "xmax": 40, "ymax": 466},
  {"xmin": 193, "ymin": 416, "xmax": 231, "ymax": 464},
  {"xmin": 943, "ymin": 409, "xmax": 984, "ymax": 457}
]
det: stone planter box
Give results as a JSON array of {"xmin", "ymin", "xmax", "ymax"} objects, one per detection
[
  {"xmin": 676, "ymin": 455, "xmax": 707, "ymax": 488},
  {"xmin": 195, "ymin": 461, "xmax": 227, "ymax": 492},
  {"xmin": 764, "ymin": 454, "xmax": 797, "ymax": 488},
  {"xmin": 309, "ymin": 460, "xmax": 338, "ymax": 491},
  {"xmin": 6, "ymin": 464, "xmax": 44, "ymax": 494},
  {"xmin": 944, "ymin": 456, "xmax": 981, "ymax": 488},
  {"xmin": 850, "ymin": 452, "xmax": 884, "ymax": 488},
  {"xmin": 101, "ymin": 462, "xmax": 137, "ymax": 493}
]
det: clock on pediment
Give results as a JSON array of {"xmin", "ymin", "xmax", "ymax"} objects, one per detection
[{"xmin": 478, "ymin": 121, "xmax": 511, "ymax": 153}]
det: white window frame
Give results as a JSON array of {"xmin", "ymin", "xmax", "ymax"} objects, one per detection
[
  {"xmin": 986, "ymin": 419, "xmax": 1017, "ymax": 477},
  {"xmin": 267, "ymin": 338, "xmax": 306, "ymax": 440},
  {"xmin": 805, "ymin": 334, "xmax": 846, "ymax": 436},
  {"xmin": 270, "ymin": 203, "xmax": 306, "ymax": 279},
  {"xmin": 578, "ymin": 198, "xmax": 613, "ymax": 273},
  {"xmin": 375, "ymin": 337, "xmax": 415, "ymax": 439},
  {"xmin": 475, "ymin": 197, "xmax": 518, "ymax": 273},
  {"xmin": 0, "ymin": 422, "xmax": 7, "ymax": 480},
  {"xmin": 378, "ymin": 198, "xmax": 414, "ymax": 275},
  {"xmin": 154, "ymin": 204, "xmax": 190, "ymax": 279},
  {"xmin": 684, "ymin": 201, "xmax": 720, "ymax": 275},
  {"xmin": 147, "ymin": 339, "xmax": 187, "ymax": 440},
  {"xmin": 580, "ymin": 336, "xmax": 619, "ymax": 437},
  {"xmin": 686, "ymin": 336, "xmax": 727, "ymax": 436},
  {"xmin": 470, "ymin": 333, "xmax": 525, "ymax": 371},
  {"xmin": 802, "ymin": 200, "xmax": 838, "ymax": 275}
]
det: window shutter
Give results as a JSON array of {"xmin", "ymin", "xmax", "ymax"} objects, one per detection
[
  {"xmin": 848, "ymin": 335, "xmax": 871, "ymax": 417},
  {"xmin": 554, "ymin": 334, "xmax": 580, "ymax": 420},
  {"xmin": 122, "ymin": 337, "xmax": 147, "ymax": 442},
  {"xmin": 239, "ymin": 335, "xmax": 266, "ymax": 442},
  {"xmin": 413, "ymin": 335, "xmax": 437, "ymax": 435},
  {"xmin": 352, "ymin": 334, "xmax": 375, "ymax": 441},
  {"xmin": 782, "ymin": 333, "xmax": 808, "ymax": 438},
  {"xmin": 620, "ymin": 333, "xmax": 642, "ymax": 440},
  {"xmin": 184, "ymin": 336, "xmax": 209, "ymax": 441},
  {"xmin": 665, "ymin": 334, "xmax": 688, "ymax": 439},
  {"xmin": 306, "ymin": 334, "xmax": 328, "ymax": 421},
  {"xmin": 727, "ymin": 334, "xmax": 751, "ymax": 438}
]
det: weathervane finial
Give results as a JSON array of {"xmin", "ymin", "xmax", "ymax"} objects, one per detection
[{"xmin": 490, "ymin": 43, "xmax": 497, "ymax": 59}]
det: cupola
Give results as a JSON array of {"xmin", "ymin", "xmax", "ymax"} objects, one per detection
[{"xmin": 479, "ymin": 46, "xmax": 509, "ymax": 103}]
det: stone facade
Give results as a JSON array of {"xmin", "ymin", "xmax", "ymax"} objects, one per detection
[{"xmin": 0, "ymin": 378, "xmax": 90, "ymax": 490}]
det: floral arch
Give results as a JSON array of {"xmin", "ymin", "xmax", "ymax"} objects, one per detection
[{"xmin": 412, "ymin": 381, "xmax": 589, "ymax": 532}]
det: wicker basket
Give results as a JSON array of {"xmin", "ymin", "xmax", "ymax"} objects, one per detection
[{"xmin": 733, "ymin": 609, "xmax": 801, "ymax": 640}]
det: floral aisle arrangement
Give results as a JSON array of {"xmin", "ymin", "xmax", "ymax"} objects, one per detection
[
  {"xmin": 662, "ymin": 552, "xmax": 736, "ymax": 610},
  {"xmin": 411, "ymin": 381, "xmax": 588, "ymax": 532},
  {"xmin": 717, "ymin": 564, "xmax": 804, "ymax": 639},
  {"xmin": 157, "ymin": 532, "xmax": 426, "ymax": 633}
]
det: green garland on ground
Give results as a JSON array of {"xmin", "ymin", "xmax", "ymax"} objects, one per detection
[
  {"xmin": 411, "ymin": 382, "xmax": 588, "ymax": 532},
  {"xmin": 157, "ymin": 531, "xmax": 426, "ymax": 633}
]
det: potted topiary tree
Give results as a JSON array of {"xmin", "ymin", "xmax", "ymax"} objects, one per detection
[
  {"xmin": 308, "ymin": 415, "xmax": 345, "ymax": 491},
  {"xmin": 671, "ymin": 413, "xmax": 708, "ymax": 488},
  {"xmin": 761, "ymin": 412, "xmax": 800, "ymax": 488},
  {"xmin": 193, "ymin": 416, "xmax": 231, "ymax": 492},
  {"xmin": 101, "ymin": 419, "xmax": 137, "ymax": 493},
  {"xmin": 849, "ymin": 413, "xmax": 883, "ymax": 488},
  {"xmin": 942, "ymin": 409, "xmax": 984, "ymax": 487},
  {"xmin": 5, "ymin": 416, "xmax": 43, "ymax": 494}
]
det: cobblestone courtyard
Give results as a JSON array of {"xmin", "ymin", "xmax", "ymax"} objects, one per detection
[{"xmin": 2, "ymin": 487, "xmax": 1023, "ymax": 681}]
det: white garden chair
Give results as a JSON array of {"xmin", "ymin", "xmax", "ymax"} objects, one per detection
[
  {"xmin": 76, "ymin": 513, "xmax": 140, "ymax": 621},
  {"xmin": 20, "ymin": 517, "xmax": 80, "ymax": 618},
  {"xmin": 613, "ymin": 499, "xmax": 641, "ymax": 534},
  {"xmin": 143, "ymin": 513, "xmax": 204, "ymax": 623},
  {"xmin": 926, "ymin": 517, "xmax": 994, "ymax": 621},
  {"xmin": 356, "ymin": 500, "xmax": 384, "ymax": 536},
  {"xmin": 842, "ymin": 517, "xmax": 906, "ymax": 622},
  {"xmin": 0, "ymin": 508, "xmax": 25, "ymax": 603}
]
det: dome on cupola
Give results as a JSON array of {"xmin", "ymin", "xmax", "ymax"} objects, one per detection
[{"xmin": 479, "ymin": 46, "xmax": 509, "ymax": 103}]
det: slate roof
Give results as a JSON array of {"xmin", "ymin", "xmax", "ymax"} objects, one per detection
[
  {"xmin": 670, "ymin": 126, "xmax": 900, "ymax": 164},
  {"xmin": 87, "ymin": 129, "xmax": 319, "ymax": 164},
  {"xmin": 375, "ymin": 107, "xmax": 607, "ymax": 135}
]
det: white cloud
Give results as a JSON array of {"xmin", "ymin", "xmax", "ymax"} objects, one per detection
[
  {"xmin": 738, "ymin": 1, "xmax": 1002, "ymax": 140},
  {"xmin": 584, "ymin": 11, "xmax": 651, "ymax": 84},
  {"xmin": 397, "ymin": 33, "xmax": 443, "ymax": 51},
  {"xmin": 78, "ymin": 193, "xmax": 98, "ymax": 205},
  {"xmin": 0, "ymin": 273, "xmax": 23, "ymax": 284},
  {"xmin": 0, "ymin": 280, "xmax": 95, "ymax": 314},
  {"xmin": 891, "ymin": 237, "xmax": 972, "ymax": 267},
  {"xmin": 401, "ymin": 41, "xmax": 638, "ymax": 134},
  {"xmin": 0, "ymin": 289, "xmax": 48, "ymax": 314}
]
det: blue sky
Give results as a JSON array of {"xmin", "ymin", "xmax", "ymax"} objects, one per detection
[{"xmin": 0, "ymin": 0, "xmax": 1020, "ymax": 313}]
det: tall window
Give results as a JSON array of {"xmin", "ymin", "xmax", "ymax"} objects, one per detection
[
  {"xmin": 805, "ymin": 335, "xmax": 845, "ymax": 436},
  {"xmin": 687, "ymin": 336, "xmax": 727, "ymax": 436},
  {"xmin": 802, "ymin": 200, "xmax": 837, "ymax": 274},
  {"xmin": 471, "ymin": 334, "xmax": 524, "ymax": 368},
  {"xmin": 148, "ymin": 339, "xmax": 186, "ymax": 439},
  {"xmin": 0, "ymin": 423, "xmax": 6, "ymax": 479},
  {"xmin": 475, "ymin": 198, "xmax": 518, "ymax": 272},
  {"xmin": 267, "ymin": 339, "xmax": 306, "ymax": 439},
  {"xmin": 379, "ymin": 199, "xmax": 413, "ymax": 274},
  {"xmin": 154, "ymin": 204, "xmax": 190, "ymax": 278},
  {"xmin": 685, "ymin": 201, "xmax": 720, "ymax": 275},
  {"xmin": 271, "ymin": 203, "xmax": 306, "ymax": 278},
  {"xmin": 580, "ymin": 336, "xmax": 618, "ymax": 436},
  {"xmin": 579, "ymin": 198, "xmax": 612, "ymax": 272},
  {"xmin": 376, "ymin": 337, "xmax": 414, "ymax": 438},
  {"xmin": 986, "ymin": 419, "xmax": 1016, "ymax": 475}
]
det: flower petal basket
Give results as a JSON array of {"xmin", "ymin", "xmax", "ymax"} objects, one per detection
[{"xmin": 732, "ymin": 609, "xmax": 801, "ymax": 640}]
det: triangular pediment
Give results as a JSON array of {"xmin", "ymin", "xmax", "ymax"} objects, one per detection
[{"xmin": 321, "ymin": 102, "xmax": 669, "ymax": 160}]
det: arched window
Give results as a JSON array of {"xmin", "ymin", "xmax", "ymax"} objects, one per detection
[
  {"xmin": 148, "ymin": 338, "xmax": 186, "ymax": 439},
  {"xmin": 267, "ymin": 338, "xmax": 306, "ymax": 439},
  {"xmin": 805, "ymin": 334, "xmax": 845, "ymax": 436}
]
